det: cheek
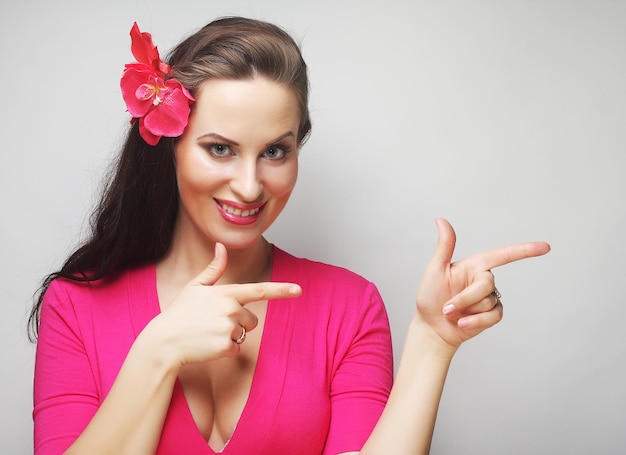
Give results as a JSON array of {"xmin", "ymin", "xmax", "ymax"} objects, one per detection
[
  {"xmin": 175, "ymin": 146, "xmax": 223, "ymax": 195},
  {"xmin": 177, "ymin": 169, "xmax": 226, "ymax": 205},
  {"xmin": 267, "ymin": 162, "xmax": 298, "ymax": 198},
  {"xmin": 176, "ymin": 159, "xmax": 202, "ymax": 198}
]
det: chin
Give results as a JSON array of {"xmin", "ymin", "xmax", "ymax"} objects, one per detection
[{"xmin": 216, "ymin": 231, "xmax": 267, "ymax": 251}]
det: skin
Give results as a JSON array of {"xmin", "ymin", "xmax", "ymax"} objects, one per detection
[
  {"xmin": 157, "ymin": 77, "xmax": 301, "ymax": 449},
  {"xmin": 64, "ymin": 76, "xmax": 551, "ymax": 454},
  {"xmin": 359, "ymin": 219, "xmax": 549, "ymax": 454}
]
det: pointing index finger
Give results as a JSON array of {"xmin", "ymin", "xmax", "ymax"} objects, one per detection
[
  {"xmin": 463, "ymin": 241, "xmax": 551, "ymax": 271},
  {"xmin": 229, "ymin": 281, "xmax": 302, "ymax": 306}
]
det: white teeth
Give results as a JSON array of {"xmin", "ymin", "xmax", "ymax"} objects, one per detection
[{"xmin": 221, "ymin": 203, "xmax": 260, "ymax": 217}]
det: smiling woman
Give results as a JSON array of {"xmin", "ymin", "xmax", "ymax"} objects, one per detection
[
  {"xmin": 173, "ymin": 77, "xmax": 300, "ymax": 251},
  {"xmin": 29, "ymin": 16, "xmax": 549, "ymax": 455}
]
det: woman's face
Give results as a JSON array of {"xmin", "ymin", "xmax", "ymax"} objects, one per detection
[{"xmin": 174, "ymin": 77, "xmax": 300, "ymax": 250}]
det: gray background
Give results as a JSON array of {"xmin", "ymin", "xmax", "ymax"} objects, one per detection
[{"xmin": 1, "ymin": 0, "xmax": 624, "ymax": 453}]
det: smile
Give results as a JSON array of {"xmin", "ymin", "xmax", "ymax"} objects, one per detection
[
  {"xmin": 221, "ymin": 202, "xmax": 261, "ymax": 217},
  {"xmin": 215, "ymin": 199, "xmax": 265, "ymax": 225}
]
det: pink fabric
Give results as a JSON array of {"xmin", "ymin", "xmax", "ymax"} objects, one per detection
[{"xmin": 34, "ymin": 247, "xmax": 393, "ymax": 454}]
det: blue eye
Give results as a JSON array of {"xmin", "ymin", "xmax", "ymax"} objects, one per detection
[
  {"xmin": 208, "ymin": 143, "xmax": 231, "ymax": 157},
  {"xmin": 264, "ymin": 146, "xmax": 288, "ymax": 160}
]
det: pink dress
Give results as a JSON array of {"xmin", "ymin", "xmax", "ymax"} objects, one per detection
[{"xmin": 34, "ymin": 247, "xmax": 393, "ymax": 454}]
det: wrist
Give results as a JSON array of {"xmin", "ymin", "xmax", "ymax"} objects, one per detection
[
  {"xmin": 408, "ymin": 314, "xmax": 459, "ymax": 362},
  {"xmin": 133, "ymin": 316, "xmax": 182, "ymax": 376}
]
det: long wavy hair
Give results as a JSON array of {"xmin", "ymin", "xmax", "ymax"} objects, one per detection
[{"xmin": 28, "ymin": 17, "xmax": 312, "ymax": 340}]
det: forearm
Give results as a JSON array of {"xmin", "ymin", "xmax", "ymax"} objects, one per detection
[
  {"xmin": 65, "ymin": 321, "xmax": 179, "ymax": 455},
  {"xmin": 360, "ymin": 315, "xmax": 457, "ymax": 455}
]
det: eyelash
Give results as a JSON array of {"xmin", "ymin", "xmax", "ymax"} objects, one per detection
[
  {"xmin": 205, "ymin": 143, "xmax": 291, "ymax": 160},
  {"xmin": 264, "ymin": 145, "xmax": 291, "ymax": 160},
  {"xmin": 207, "ymin": 143, "xmax": 232, "ymax": 157}
]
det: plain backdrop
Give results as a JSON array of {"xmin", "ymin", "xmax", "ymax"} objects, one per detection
[{"xmin": 1, "ymin": 0, "xmax": 624, "ymax": 453}]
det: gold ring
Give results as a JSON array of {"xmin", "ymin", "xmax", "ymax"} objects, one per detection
[{"xmin": 234, "ymin": 326, "xmax": 246, "ymax": 344}]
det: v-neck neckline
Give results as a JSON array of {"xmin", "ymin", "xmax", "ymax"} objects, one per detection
[
  {"xmin": 141, "ymin": 245, "xmax": 285, "ymax": 454},
  {"xmin": 172, "ymin": 302, "xmax": 274, "ymax": 453}
]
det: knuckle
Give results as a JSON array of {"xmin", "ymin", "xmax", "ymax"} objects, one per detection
[
  {"xmin": 226, "ymin": 302, "xmax": 242, "ymax": 318},
  {"xmin": 211, "ymin": 301, "xmax": 232, "ymax": 318},
  {"xmin": 454, "ymin": 293, "xmax": 469, "ymax": 309},
  {"xmin": 253, "ymin": 286, "xmax": 267, "ymax": 300},
  {"xmin": 212, "ymin": 318, "xmax": 234, "ymax": 336},
  {"xmin": 483, "ymin": 274, "xmax": 495, "ymax": 289}
]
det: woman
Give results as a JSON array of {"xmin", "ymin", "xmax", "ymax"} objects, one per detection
[{"xmin": 30, "ymin": 17, "xmax": 550, "ymax": 454}]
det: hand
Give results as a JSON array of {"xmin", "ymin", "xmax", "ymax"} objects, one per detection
[
  {"xmin": 149, "ymin": 243, "xmax": 302, "ymax": 367},
  {"xmin": 416, "ymin": 218, "xmax": 550, "ymax": 349}
]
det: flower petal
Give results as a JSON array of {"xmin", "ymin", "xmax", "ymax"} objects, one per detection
[
  {"xmin": 130, "ymin": 22, "xmax": 170, "ymax": 77},
  {"xmin": 123, "ymin": 23, "xmax": 193, "ymax": 145},
  {"xmin": 138, "ymin": 118, "xmax": 161, "ymax": 146},
  {"xmin": 120, "ymin": 64, "xmax": 158, "ymax": 116},
  {"xmin": 143, "ymin": 87, "xmax": 193, "ymax": 137},
  {"xmin": 165, "ymin": 79, "xmax": 195, "ymax": 103}
]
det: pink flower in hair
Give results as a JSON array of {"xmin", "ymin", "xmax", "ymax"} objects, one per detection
[{"xmin": 120, "ymin": 22, "xmax": 194, "ymax": 146}]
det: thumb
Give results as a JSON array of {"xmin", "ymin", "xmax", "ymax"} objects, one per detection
[
  {"xmin": 430, "ymin": 218, "xmax": 456, "ymax": 266},
  {"xmin": 194, "ymin": 242, "xmax": 228, "ymax": 286}
]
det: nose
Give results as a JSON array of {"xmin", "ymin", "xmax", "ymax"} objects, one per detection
[{"xmin": 230, "ymin": 157, "xmax": 263, "ymax": 202}]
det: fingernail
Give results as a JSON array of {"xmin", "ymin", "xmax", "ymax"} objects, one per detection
[
  {"xmin": 443, "ymin": 304, "xmax": 455, "ymax": 315},
  {"xmin": 289, "ymin": 285, "xmax": 301, "ymax": 295}
]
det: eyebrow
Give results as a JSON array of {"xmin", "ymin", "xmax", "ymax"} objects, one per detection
[{"xmin": 198, "ymin": 131, "xmax": 295, "ymax": 146}]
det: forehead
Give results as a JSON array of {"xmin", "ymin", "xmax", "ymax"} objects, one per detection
[{"xmin": 186, "ymin": 77, "xmax": 300, "ymax": 141}]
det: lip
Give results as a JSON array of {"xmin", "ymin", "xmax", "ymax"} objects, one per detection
[{"xmin": 214, "ymin": 199, "xmax": 265, "ymax": 226}]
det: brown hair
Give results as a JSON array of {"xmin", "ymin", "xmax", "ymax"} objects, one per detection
[
  {"xmin": 28, "ymin": 17, "xmax": 311, "ymax": 340},
  {"xmin": 170, "ymin": 17, "xmax": 311, "ymax": 143}
]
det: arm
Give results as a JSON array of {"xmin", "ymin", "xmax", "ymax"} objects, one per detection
[
  {"xmin": 35, "ymin": 244, "xmax": 301, "ymax": 455},
  {"xmin": 34, "ymin": 280, "xmax": 187, "ymax": 455},
  {"xmin": 355, "ymin": 218, "xmax": 550, "ymax": 454},
  {"xmin": 63, "ymin": 328, "xmax": 179, "ymax": 455},
  {"xmin": 358, "ymin": 317, "xmax": 456, "ymax": 454}
]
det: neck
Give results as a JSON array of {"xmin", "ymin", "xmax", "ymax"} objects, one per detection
[{"xmin": 158, "ymin": 233, "xmax": 273, "ymax": 287}]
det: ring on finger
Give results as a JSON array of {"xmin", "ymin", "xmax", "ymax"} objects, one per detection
[
  {"xmin": 492, "ymin": 287, "xmax": 502, "ymax": 306},
  {"xmin": 233, "ymin": 325, "xmax": 247, "ymax": 344}
]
